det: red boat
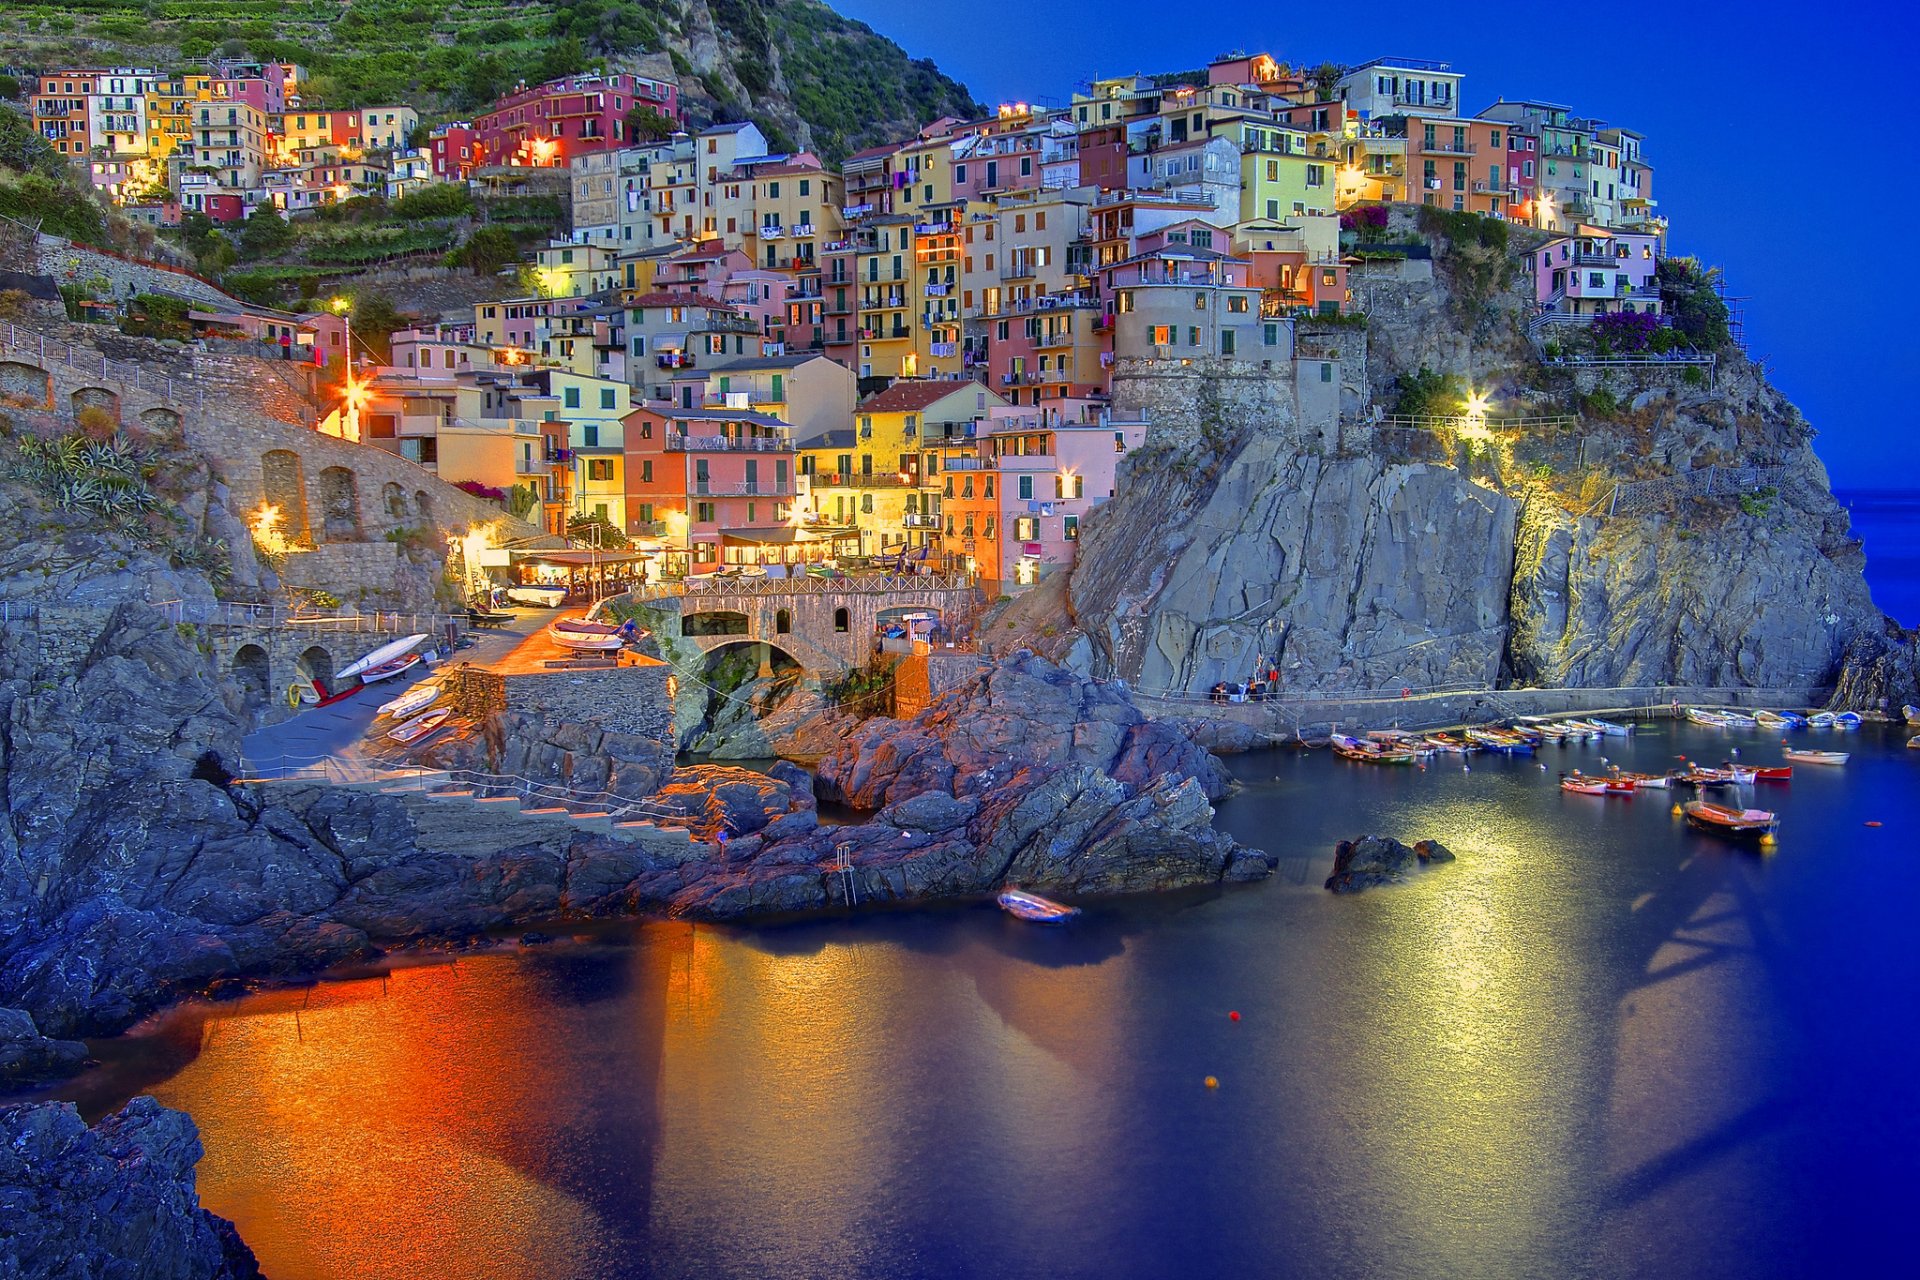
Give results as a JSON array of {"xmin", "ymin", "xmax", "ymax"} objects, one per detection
[{"xmin": 1747, "ymin": 765, "xmax": 1793, "ymax": 781}]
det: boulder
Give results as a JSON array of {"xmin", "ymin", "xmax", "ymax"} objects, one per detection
[
  {"xmin": 0, "ymin": 1097, "xmax": 262, "ymax": 1279},
  {"xmin": 1324, "ymin": 834, "xmax": 1457, "ymax": 894},
  {"xmin": 0, "ymin": 1007, "xmax": 89, "ymax": 1085}
]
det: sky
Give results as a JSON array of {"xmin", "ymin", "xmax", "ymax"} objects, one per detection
[{"xmin": 834, "ymin": 0, "xmax": 1914, "ymax": 488}]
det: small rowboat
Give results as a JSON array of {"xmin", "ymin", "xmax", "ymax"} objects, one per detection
[
  {"xmin": 1332, "ymin": 735, "xmax": 1418, "ymax": 764},
  {"xmin": 549, "ymin": 618, "xmax": 628, "ymax": 651},
  {"xmin": 1904, "ymin": 704, "xmax": 1919, "ymax": 724},
  {"xmin": 1569, "ymin": 718, "xmax": 1631, "ymax": 737},
  {"xmin": 1562, "ymin": 772, "xmax": 1631, "ymax": 795},
  {"xmin": 1419, "ymin": 735, "xmax": 1472, "ymax": 753},
  {"xmin": 1807, "ymin": 712, "xmax": 1837, "ymax": 728},
  {"xmin": 1686, "ymin": 707, "xmax": 1733, "ymax": 726},
  {"xmin": 1610, "ymin": 770, "xmax": 1670, "ymax": 789},
  {"xmin": 378, "ymin": 682, "xmax": 441, "ymax": 720},
  {"xmin": 1754, "ymin": 710, "xmax": 1801, "ymax": 728},
  {"xmin": 360, "ymin": 652, "xmax": 422, "ymax": 685},
  {"xmin": 335, "ymin": 633, "xmax": 429, "ymax": 681},
  {"xmin": 1466, "ymin": 728, "xmax": 1534, "ymax": 754},
  {"xmin": 1670, "ymin": 766, "xmax": 1743, "ymax": 789},
  {"xmin": 1908, "ymin": 733, "xmax": 1920, "ymax": 750},
  {"xmin": 387, "ymin": 707, "xmax": 451, "ymax": 745},
  {"xmin": 1746, "ymin": 765, "xmax": 1793, "ymax": 781},
  {"xmin": 1782, "ymin": 749, "xmax": 1848, "ymax": 766},
  {"xmin": 1834, "ymin": 711, "xmax": 1863, "ymax": 729},
  {"xmin": 1683, "ymin": 800, "xmax": 1778, "ymax": 841},
  {"xmin": 997, "ymin": 889, "xmax": 1079, "ymax": 923},
  {"xmin": 508, "ymin": 585, "xmax": 569, "ymax": 608}
]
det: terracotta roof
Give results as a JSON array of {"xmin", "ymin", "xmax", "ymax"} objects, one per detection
[
  {"xmin": 858, "ymin": 380, "xmax": 978, "ymax": 413},
  {"xmin": 624, "ymin": 290, "xmax": 735, "ymax": 311}
]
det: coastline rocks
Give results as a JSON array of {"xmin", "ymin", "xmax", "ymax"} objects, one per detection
[
  {"xmin": 0, "ymin": 1007, "xmax": 89, "ymax": 1085},
  {"xmin": 1325, "ymin": 835, "xmax": 1455, "ymax": 894},
  {"xmin": 0, "ymin": 1096, "xmax": 261, "ymax": 1279}
]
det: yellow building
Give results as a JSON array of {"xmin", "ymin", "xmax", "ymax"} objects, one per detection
[
  {"xmin": 1238, "ymin": 124, "xmax": 1336, "ymax": 222},
  {"xmin": 535, "ymin": 241, "xmax": 620, "ymax": 299},
  {"xmin": 795, "ymin": 380, "xmax": 990, "ymax": 554}
]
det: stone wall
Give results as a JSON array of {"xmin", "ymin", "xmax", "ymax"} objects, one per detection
[
  {"xmin": 503, "ymin": 662, "xmax": 675, "ymax": 741},
  {"xmin": 27, "ymin": 236, "xmax": 240, "ymax": 309},
  {"xmin": 1110, "ymin": 356, "xmax": 1299, "ymax": 449},
  {"xmin": 443, "ymin": 663, "xmax": 508, "ymax": 721}
]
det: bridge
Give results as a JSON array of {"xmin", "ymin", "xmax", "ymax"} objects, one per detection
[{"xmin": 603, "ymin": 573, "xmax": 982, "ymax": 679}]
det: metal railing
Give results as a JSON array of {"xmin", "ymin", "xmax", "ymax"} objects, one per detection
[
  {"xmin": 148, "ymin": 599, "xmax": 466, "ymax": 633},
  {"xmin": 0, "ymin": 320, "xmax": 205, "ymax": 410},
  {"xmin": 617, "ymin": 572, "xmax": 975, "ymax": 601},
  {"xmin": 1596, "ymin": 464, "xmax": 1788, "ymax": 519},
  {"xmin": 232, "ymin": 753, "xmax": 689, "ymax": 826}
]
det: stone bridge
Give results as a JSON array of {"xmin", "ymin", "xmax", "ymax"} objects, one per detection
[{"xmin": 608, "ymin": 574, "xmax": 982, "ymax": 679}]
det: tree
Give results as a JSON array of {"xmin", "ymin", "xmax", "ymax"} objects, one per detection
[
  {"xmin": 345, "ymin": 292, "xmax": 406, "ymax": 362},
  {"xmin": 1657, "ymin": 257, "xmax": 1732, "ymax": 351},
  {"xmin": 533, "ymin": 38, "xmax": 590, "ymax": 84},
  {"xmin": 0, "ymin": 74, "xmax": 22, "ymax": 102},
  {"xmin": 391, "ymin": 182, "xmax": 473, "ymax": 220},
  {"xmin": 1392, "ymin": 365, "xmax": 1466, "ymax": 418},
  {"xmin": 567, "ymin": 511, "xmax": 630, "ymax": 548},
  {"xmin": 0, "ymin": 105, "xmax": 62, "ymax": 178},
  {"xmin": 455, "ymin": 225, "xmax": 520, "ymax": 275},
  {"xmin": 1311, "ymin": 62, "xmax": 1344, "ymax": 101},
  {"xmin": 238, "ymin": 203, "xmax": 295, "ymax": 260},
  {"xmin": 624, "ymin": 104, "xmax": 676, "ymax": 143}
]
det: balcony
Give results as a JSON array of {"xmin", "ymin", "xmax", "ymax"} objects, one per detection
[
  {"xmin": 1000, "ymin": 258, "xmax": 1039, "ymax": 281},
  {"xmin": 924, "ymin": 283, "xmax": 952, "ymax": 297},
  {"xmin": 760, "ymin": 225, "xmax": 785, "ymax": 239},
  {"xmin": 667, "ymin": 433, "xmax": 793, "ymax": 453},
  {"xmin": 1035, "ymin": 328, "xmax": 1076, "ymax": 349},
  {"xmin": 656, "ymin": 353, "xmax": 694, "ymax": 369},
  {"xmin": 690, "ymin": 482, "xmax": 796, "ymax": 498},
  {"xmin": 697, "ymin": 316, "xmax": 761, "ymax": 335},
  {"xmin": 902, "ymin": 513, "xmax": 941, "ymax": 528},
  {"xmin": 815, "ymin": 472, "xmax": 921, "ymax": 489},
  {"xmin": 929, "ymin": 341, "xmax": 958, "ymax": 358},
  {"xmin": 792, "ymin": 223, "xmax": 815, "ymax": 237},
  {"xmin": 1421, "ymin": 141, "xmax": 1477, "ymax": 156}
]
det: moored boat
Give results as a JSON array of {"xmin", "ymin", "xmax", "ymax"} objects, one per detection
[
  {"xmin": 1332, "ymin": 734, "xmax": 1418, "ymax": 764},
  {"xmin": 1465, "ymin": 728, "xmax": 1534, "ymax": 754},
  {"xmin": 1834, "ymin": 711, "xmax": 1863, "ymax": 729},
  {"xmin": 387, "ymin": 706, "xmax": 451, "ymax": 745},
  {"xmin": 507, "ymin": 585, "xmax": 569, "ymax": 608},
  {"xmin": 997, "ymin": 889, "xmax": 1079, "ymax": 923},
  {"xmin": 1670, "ymin": 765, "xmax": 1743, "ymax": 789},
  {"xmin": 1781, "ymin": 748, "xmax": 1848, "ymax": 766},
  {"xmin": 1610, "ymin": 769, "xmax": 1670, "ymax": 789},
  {"xmin": 1747, "ymin": 765, "xmax": 1793, "ymax": 781},
  {"xmin": 1562, "ymin": 771, "xmax": 1632, "ymax": 795},
  {"xmin": 359, "ymin": 652, "xmax": 422, "ymax": 685},
  {"xmin": 548, "ymin": 617, "xmax": 631, "ymax": 651},
  {"xmin": 1686, "ymin": 707, "xmax": 1732, "ymax": 726},
  {"xmin": 1908, "ymin": 733, "xmax": 1920, "ymax": 750},
  {"xmin": 1807, "ymin": 712, "xmax": 1837, "ymax": 728},
  {"xmin": 377, "ymin": 682, "xmax": 440, "ymax": 720},
  {"xmin": 1904, "ymin": 704, "xmax": 1919, "ymax": 724},
  {"xmin": 1682, "ymin": 800, "xmax": 1779, "ymax": 841}
]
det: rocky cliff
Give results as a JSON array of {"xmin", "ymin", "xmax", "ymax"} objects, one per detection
[
  {"xmin": 1069, "ymin": 215, "xmax": 1904, "ymax": 705},
  {"xmin": 0, "ymin": 1096, "xmax": 261, "ymax": 1280}
]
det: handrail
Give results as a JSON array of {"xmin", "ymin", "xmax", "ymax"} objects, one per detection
[
  {"xmin": 148, "ymin": 598, "xmax": 466, "ymax": 633},
  {"xmin": 0, "ymin": 319, "xmax": 205, "ymax": 410},
  {"xmin": 612, "ymin": 573, "xmax": 976, "ymax": 602}
]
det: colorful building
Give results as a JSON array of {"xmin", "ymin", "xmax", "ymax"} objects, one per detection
[
  {"xmin": 472, "ymin": 73, "xmax": 681, "ymax": 170},
  {"xmin": 622, "ymin": 403, "xmax": 797, "ymax": 569}
]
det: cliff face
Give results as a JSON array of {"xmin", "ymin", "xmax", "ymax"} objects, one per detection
[{"xmin": 1070, "ymin": 219, "xmax": 1899, "ymax": 703}]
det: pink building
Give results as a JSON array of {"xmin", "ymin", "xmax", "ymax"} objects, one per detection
[
  {"xmin": 472, "ymin": 73, "xmax": 680, "ymax": 169},
  {"xmin": 655, "ymin": 241, "xmax": 756, "ymax": 295},
  {"xmin": 1533, "ymin": 230, "xmax": 1662, "ymax": 316},
  {"xmin": 712, "ymin": 270, "xmax": 794, "ymax": 343},
  {"xmin": 429, "ymin": 122, "xmax": 478, "ymax": 179}
]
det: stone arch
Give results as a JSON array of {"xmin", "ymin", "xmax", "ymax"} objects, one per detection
[
  {"xmin": 413, "ymin": 489, "xmax": 436, "ymax": 532},
  {"xmin": 318, "ymin": 466, "xmax": 363, "ymax": 542},
  {"xmin": 0, "ymin": 361, "xmax": 52, "ymax": 409},
  {"xmin": 261, "ymin": 449, "xmax": 310, "ymax": 543},
  {"xmin": 774, "ymin": 608, "xmax": 792, "ymax": 635},
  {"xmin": 382, "ymin": 481, "xmax": 408, "ymax": 522},
  {"xmin": 138, "ymin": 406, "xmax": 181, "ymax": 437},
  {"xmin": 683, "ymin": 610, "xmax": 750, "ymax": 637},
  {"xmin": 295, "ymin": 645, "xmax": 335, "ymax": 690},
  {"xmin": 230, "ymin": 643, "xmax": 270, "ymax": 707},
  {"xmin": 833, "ymin": 606, "xmax": 850, "ymax": 633},
  {"xmin": 70, "ymin": 386, "xmax": 121, "ymax": 422}
]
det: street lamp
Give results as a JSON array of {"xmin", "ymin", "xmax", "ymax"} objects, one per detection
[{"xmin": 328, "ymin": 295, "xmax": 363, "ymax": 441}]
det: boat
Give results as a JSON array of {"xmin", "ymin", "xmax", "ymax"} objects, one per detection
[
  {"xmin": 1834, "ymin": 711, "xmax": 1863, "ymax": 729},
  {"xmin": 1332, "ymin": 734, "xmax": 1418, "ymax": 764},
  {"xmin": 359, "ymin": 652, "xmax": 422, "ymax": 685},
  {"xmin": 1747, "ymin": 765, "xmax": 1793, "ymax": 781},
  {"xmin": 997, "ymin": 889, "xmax": 1079, "ymax": 923},
  {"xmin": 548, "ymin": 617, "xmax": 630, "ymax": 651},
  {"xmin": 1569, "ymin": 718, "xmax": 1631, "ymax": 737},
  {"xmin": 1610, "ymin": 770, "xmax": 1670, "ymax": 790},
  {"xmin": 386, "ymin": 706, "xmax": 451, "ymax": 745},
  {"xmin": 1905, "ymin": 704, "xmax": 1919, "ymax": 723},
  {"xmin": 507, "ymin": 585, "xmax": 569, "ymax": 608},
  {"xmin": 1753, "ymin": 710, "xmax": 1793, "ymax": 728},
  {"xmin": 1465, "ymin": 728, "xmax": 1534, "ymax": 754},
  {"xmin": 1670, "ymin": 766, "xmax": 1743, "ymax": 789},
  {"xmin": 1685, "ymin": 707, "xmax": 1732, "ymax": 726},
  {"xmin": 1682, "ymin": 800, "xmax": 1779, "ymax": 841},
  {"xmin": 1419, "ymin": 734, "xmax": 1474, "ymax": 753},
  {"xmin": 377, "ymin": 682, "xmax": 441, "ymax": 719},
  {"xmin": 1781, "ymin": 748, "xmax": 1848, "ymax": 766},
  {"xmin": 335, "ymin": 633, "xmax": 430, "ymax": 682},
  {"xmin": 1908, "ymin": 733, "xmax": 1920, "ymax": 750},
  {"xmin": 1807, "ymin": 712, "xmax": 1837, "ymax": 728},
  {"xmin": 1562, "ymin": 771, "xmax": 1632, "ymax": 795}
]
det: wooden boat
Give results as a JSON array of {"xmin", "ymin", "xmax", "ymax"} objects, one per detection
[
  {"xmin": 1834, "ymin": 711, "xmax": 1863, "ymax": 729},
  {"xmin": 1583, "ymin": 718, "xmax": 1632, "ymax": 736},
  {"xmin": 1904, "ymin": 704, "xmax": 1919, "ymax": 724},
  {"xmin": 359, "ymin": 652, "xmax": 422, "ymax": 685},
  {"xmin": 1562, "ymin": 772, "xmax": 1632, "ymax": 795},
  {"xmin": 377, "ymin": 682, "xmax": 440, "ymax": 720},
  {"xmin": 507, "ymin": 585, "xmax": 569, "ymax": 608},
  {"xmin": 1753, "ymin": 710, "xmax": 1793, "ymax": 728},
  {"xmin": 1747, "ymin": 765, "xmax": 1793, "ymax": 781},
  {"xmin": 335, "ymin": 633, "xmax": 429, "ymax": 682},
  {"xmin": 1670, "ymin": 766, "xmax": 1743, "ymax": 789},
  {"xmin": 1610, "ymin": 770, "xmax": 1670, "ymax": 789},
  {"xmin": 1781, "ymin": 749, "xmax": 1848, "ymax": 766},
  {"xmin": 1465, "ymin": 728, "xmax": 1534, "ymax": 754},
  {"xmin": 1682, "ymin": 800, "xmax": 1778, "ymax": 841},
  {"xmin": 386, "ymin": 707, "xmax": 451, "ymax": 745},
  {"xmin": 1908, "ymin": 733, "xmax": 1920, "ymax": 750},
  {"xmin": 548, "ymin": 617, "xmax": 628, "ymax": 651},
  {"xmin": 1419, "ymin": 734, "xmax": 1472, "ymax": 753},
  {"xmin": 1806, "ymin": 712, "xmax": 1837, "ymax": 728},
  {"xmin": 1332, "ymin": 734, "xmax": 1417, "ymax": 764},
  {"xmin": 1686, "ymin": 707, "xmax": 1733, "ymax": 726},
  {"xmin": 997, "ymin": 889, "xmax": 1079, "ymax": 923}
]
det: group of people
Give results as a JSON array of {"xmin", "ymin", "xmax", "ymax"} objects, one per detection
[{"xmin": 1209, "ymin": 664, "xmax": 1282, "ymax": 705}]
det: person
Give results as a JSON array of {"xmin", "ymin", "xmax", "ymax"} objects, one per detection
[{"xmin": 1210, "ymin": 682, "xmax": 1227, "ymax": 704}]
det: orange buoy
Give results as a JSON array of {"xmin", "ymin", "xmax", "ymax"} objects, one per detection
[
  {"xmin": 1228, "ymin": 1011, "xmax": 1241, "ymax": 1022},
  {"xmin": 1204, "ymin": 1076, "xmax": 1220, "ymax": 1089},
  {"xmin": 1671, "ymin": 804, "xmax": 1683, "ymax": 816},
  {"xmin": 1865, "ymin": 821, "xmax": 1883, "ymax": 828}
]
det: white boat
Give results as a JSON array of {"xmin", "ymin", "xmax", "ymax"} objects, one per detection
[
  {"xmin": 1807, "ymin": 712, "xmax": 1837, "ymax": 728},
  {"xmin": 359, "ymin": 652, "xmax": 422, "ymax": 685},
  {"xmin": 335, "ymin": 633, "xmax": 429, "ymax": 681},
  {"xmin": 387, "ymin": 706, "xmax": 451, "ymax": 745},
  {"xmin": 1685, "ymin": 707, "xmax": 1733, "ymax": 726},
  {"xmin": 1585, "ymin": 718, "xmax": 1632, "ymax": 736},
  {"xmin": 1781, "ymin": 749, "xmax": 1848, "ymax": 766},
  {"xmin": 1754, "ymin": 710, "xmax": 1793, "ymax": 728},
  {"xmin": 1834, "ymin": 711, "xmax": 1863, "ymax": 729},
  {"xmin": 1904, "ymin": 704, "xmax": 1919, "ymax": 724},
  {"xmin": 548, "ymin": 618, "xmax": 627, "ymax": 651},
  {"xmin": 507, "ymin": 585, "xmax": 569, "ymax": 608},
  {"xmin": 378, "ymin": 682, "xmax": 441, "ymax": 719},
  {"xmin": 997, "ymin": 889, "xmax": 1079, "ymax": 923}
]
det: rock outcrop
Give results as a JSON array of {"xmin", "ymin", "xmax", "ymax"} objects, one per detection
[
  {"xmin": 0, "ymin": 1007, "xmax": 88, "ymax": 1085},
  {"xmin": 0, "ymin": 1096, "xmax": 261, "ymax": 1279},
  {"xmin": 1325, "ymin": 836, "xmax": 1455, "ymax": 894}
]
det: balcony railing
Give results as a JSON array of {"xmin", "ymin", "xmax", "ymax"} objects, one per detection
[
  {"xmin": 902, "ymin": 513, "xmax": 941, "ymax": 528},
  {"xmin": 666, "ymin": 433, "xmax": 793, "ymax": 452},
  {"xmin": 813, "ymin": 472, "xmax": 922, "ymax": 489},
  {"xmin": 1000, "ymin": 259, "xmax": 1039, "ymax": 280},
  {"xmin": 1420, "ymin": 141, "xmax": 1477, "ymax": 156},
  {"xmin": 924, "ymin": 283, "xmax": 951, "ymax": 296},
  {"xmin": 690, "ymin": 482, "xmax": 795, "ymax": 497}
]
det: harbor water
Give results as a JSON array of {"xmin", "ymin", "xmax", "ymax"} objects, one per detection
[
  {"xmin": 39, "ymin": 721, "xmax": 1920, "ymax": 1279},
  {"xmin": 1842, "ymin": 487, "xmax": 1920, "ymax": 627}
]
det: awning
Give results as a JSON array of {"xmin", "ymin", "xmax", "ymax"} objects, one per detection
[
  {"xmin": 654, "ymin": 332, "xmax": 687, "ymax": 350},
  {"xmin": 516, "ymin": 549, "xmax": 654, "ymax": 566},
  {"xmin": 720, "ymin": 526, "xmax": 832, "ymax": 545}
]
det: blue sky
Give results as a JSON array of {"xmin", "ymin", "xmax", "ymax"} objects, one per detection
[{"xmin": 835, "ymin": 0, "xmax": 1913, "ymax": 488}]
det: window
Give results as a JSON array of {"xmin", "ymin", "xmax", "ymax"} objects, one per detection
[
  {"xmin": 1064, "ymin": 515, "xmax": 1079, "ymax": 540},
  {"xmin": 1220, "ymin": 330, "xmax": 1236, "ymax": 356},
  {"xmin": 1018, "ymin": 475, "xmax": 1033, "ymax": 500},
  {"xmin": 641, "ymin": 460, "xmax": 653, "ymax": 482},
  {"xmin": 1151, "ymin": 325, "xmax": 1172, "ymax": 346},
  {"xmin": 599, "ymin": 387, "xmax": 617, "ymax": 409},
  {"xmin": 587, "ymin": 459, "xmax": 613, "ymax": 481},
  {"xmin": 583, "ymin": 424, "xmax": 599, "ymax": 447},
  {"xmin": 696, "ymin": 501, "xmax": 715, "ymax": 522},
  {"xmin": 861, "ymin": 494, "xmax": 873, "ymax": 513},
  {"xmin": 564, "ymin": 386, "xmax": 581, "ymax": 408},
  {"xmin": 1188, "ymin": 326, "xmax": 1201, "ymax": 347},
  {"xmin": 833, "ymin": 607, "xmax": 850, "ymax": 633},
  {"xmin": 1015, "ymin": 516, "xmax": 1038, "ymax": 540},
  {"xmin": 1194, "ymin": 292, "xmax": 1207, "ymax": 311},
  {"xmin": 1227, "ymin": 295, "xmax": 1249, "ymax": 313}
]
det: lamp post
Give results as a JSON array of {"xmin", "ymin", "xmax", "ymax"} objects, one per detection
[{"xmin": 328, "ymin": 295, "xmax": 358, "ymax": 440}]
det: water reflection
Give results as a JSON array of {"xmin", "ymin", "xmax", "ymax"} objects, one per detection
[{"xmin": 34, "ymin": 724, "xmax": 1920, "ymax": 1279}]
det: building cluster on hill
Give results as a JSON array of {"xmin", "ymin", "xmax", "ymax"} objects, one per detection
[{"xmin": 23, "ymin": 51, "xmax": 1669, "ymax": 594}]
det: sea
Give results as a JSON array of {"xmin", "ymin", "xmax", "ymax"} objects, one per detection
[
  {"xmin": 1841, "ymin": 488, "xmax": 1920, "ymax": 627},
  {"xmin": 32, "ymin": 721, "xmax": 1920, "ymax": 1280}
]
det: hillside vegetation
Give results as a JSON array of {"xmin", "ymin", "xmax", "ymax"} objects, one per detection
[{"xmin": 0, "ymin": 0, "xmax": 981, "ymax": 163}]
